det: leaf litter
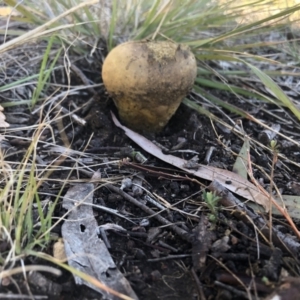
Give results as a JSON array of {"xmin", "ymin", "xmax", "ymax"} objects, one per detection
[
  {"xmin": 61, "ymin": 180, "xmax": 138, "ymax": 300},
  {"xmin": 111, "ymin": 111, "xmax": 270, "ymax": 211},
  {"xmin": 2, "ymin": 3, "xmax": 299, "ymax": 298}
]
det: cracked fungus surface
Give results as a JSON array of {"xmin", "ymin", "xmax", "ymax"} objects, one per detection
[{"xmin": 146, "ymin": 41, "xmax": 186, "ymax": 62}]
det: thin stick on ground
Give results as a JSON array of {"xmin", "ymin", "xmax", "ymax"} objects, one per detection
[
  {"xmin": 247, "ymin": 151, "xmax": 300, "ymax": 240},
  {"xmin": 208, "ymin": 180, "xmax": 300, "ymax": 257},
  {"xmin": 268, "ymin": 142, "xmax": 278, "ymax": 245},
  {"xmin": 105, "ymin": 184, "xmax": 193, "ymax": 243}
]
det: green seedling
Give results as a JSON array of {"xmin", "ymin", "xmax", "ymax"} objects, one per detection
[
  {"xmin": 270, "ymin": 140, "xmax": 278, "ymax": 151},
  {"xmin": 203, "ymin": 191, "xmax": 220, "ymax": 223}
]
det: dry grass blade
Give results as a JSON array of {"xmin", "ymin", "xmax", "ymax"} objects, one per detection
[
  {"xmin": 0, "ymin": 0, "xmax": 98, "ymax": 54},
  {"xmin": 242, "ymin": 60, "xmax": 300, "ymax": 120},
  {"xmin": 0, "ymin": 265, "xmax": 61, "ymax": 279},
  {"xmin": 28, "ymin": 251, "xmax": 136, "ymax": 300},
  {"xmin": 247, "ymin": 152, "xmax": 300, "ymax": 240}
]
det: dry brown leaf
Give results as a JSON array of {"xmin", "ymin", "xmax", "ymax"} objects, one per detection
[{"xmin": 111, "ymin": 112, "xmax": 269, "ymax": 211}]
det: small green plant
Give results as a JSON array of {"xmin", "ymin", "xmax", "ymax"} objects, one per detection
[
  {"xmin": 202, "ymin": 191, "xmax": 220, "ymax": 223},
  {"xmin": 31, "ymin": 34, "xmax": 62, "ymax": 108},
  {"xmin": 270, "ymin": 140, "xmax": 278, "ymax": 151}
]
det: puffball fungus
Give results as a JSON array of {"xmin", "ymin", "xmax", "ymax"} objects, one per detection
[{"xmin": 102, "ymin": 40, "xmax": 197, "ymax": 132}]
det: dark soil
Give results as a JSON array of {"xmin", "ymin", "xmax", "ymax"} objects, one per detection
[{"xmin": 1, "ymin": 39, "xmax": 300, "ymax": 300}]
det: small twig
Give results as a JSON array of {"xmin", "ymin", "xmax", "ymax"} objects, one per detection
[
  {"xmin": 0, "ymin": 295, "xmax": 48, "ymax": 299},
  {"xmin": 70, "ymin": 64, "xmax": 97, "ymax": 95},
  {"xmin": 106, "ymin": 184, "xmax": 193, "ymax": 243},
  {"xmin": 208, "ymin": 180, "xmax": 300, "ymax": 257},
  {"xmin": 268, "ymin": 144, "xmax": 278, "ymax": 245},
  {"xmin": 158, "ymin": 240, "xmax": 178, "ymax": 252},
  {"xmin": 191, "ymin": 267, "xmax": 207, "ymax": 300},
  {"xmin": 121, "ymin": 160, "xmax": 205, "ymax": 187},
  {"xmin": 247, "ymin": 151, "xmax": 300, "ymax": 240},
  {"xmin": 58, "ymin": 104, "xmax": 87, "ymax": 126},
  {"xmin": 147, "ymin": 254, "xmax": 191, "ymax": 262},
  {"xmin": 55, "ymin": 107, "xmax": 70, "ymax": 147},
  {"xmin": 214, "ymin": 281, "xmax": 252, "ymax": 299},
  {"xmin": 210, "ymin": 256, "xmax": 253, "ymax": 300}
]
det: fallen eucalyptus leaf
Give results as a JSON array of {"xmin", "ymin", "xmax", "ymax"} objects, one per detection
[
  {"xmin": 62, "ymin": 183, "xmax": 138, "ymax": 300},
  {"xmin": 248, "ymin": 195, "xmax": 300, "ymax": 221},
  {"xmin": 111, "ymin": 112, "xmax": 269, "ymax": 211},
  {"xmin": 232, "ymin": 138, "xmax": 249, "ymax": 180}
]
